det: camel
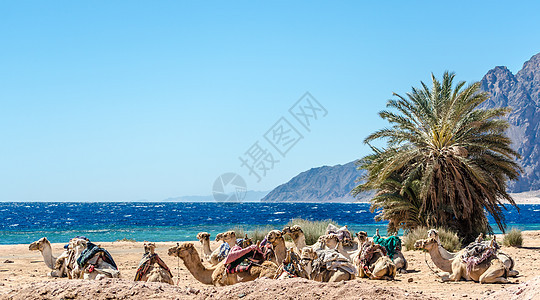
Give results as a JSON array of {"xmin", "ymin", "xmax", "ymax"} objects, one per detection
[
  {"xmin": 427, "ymin": 229, "xmax": 518, "ymax": 277},
  {"xmin": 196, "ymin": 232, "xmax": 212, "ymax": 261},
  {"xmin": 414, "ymin": 237, "xmax": 511, "ymax": 283},
  {"xmin": 299, "ymin": 247, "xmax": 354, "ymax": 282},
  {"xmin": 29, "ymin": 237, "xmax": 66, "ymax": 277},
  {"xmin": 219, "ymin": 231, "xmax": 237, "ymax": 248},
  {"xmin": 355, "ymin": 239, "xmax": 396, "ymax": 280},
  {"xmin": 265, "ymin": 230, "xmax": 287, "ymax": 265},
  {"xmin": 282, "ymin": 225, "xmax": 307, "ymax": 253},
  {"xmin": 76, "ymin": 242, "xmax": 120, "ymax": 280},
  {"xmin": 318, "ymin": 234, "xmax": 352, "ymax": 261},
  {"xmin": 29, "ymin": 237, "xmax": 118, "ymax": 280},
  {"xmin": 168, "ymin": 242, "xmax": 277, "ymax": 286},
  {"xmin": 64, "ymin": 237, "xmax": 89, "ymax": 279},
  {"xmin": 208, "ymin": 231, "xmax": 237, "ymax": 265},
  {"xmin": 135, "ymin": 242, "xmax": 173, "ymax": 284},
  {"xmin": 373, "ymin": 229, "xmax": 408, "ymax": 273},
  {"xmin": 282, "ymin": 225, "xmax": 323, "ymax": 253}
]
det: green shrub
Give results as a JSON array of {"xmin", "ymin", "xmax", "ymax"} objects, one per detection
[
  {"xmin": 232, "ymin": 225, "xmax": 275, "ymax": 242},
  {"xmin": 403, "ymin": 226, "xmax": 461, "ymax": 252},
  {"xmin": 248, "ymin": 225, "xmax": 275, "ymax": 242},
  {"xmin": 286, "ymin": 218, "xmax": 337, "ymax": 245},
  {"xmin": 503, "ymin": 228, "xmax": 523, "ymax": 247},
  {"xmin": 232, "ymin": 226, "xmax": 246, "ymax": 239}
]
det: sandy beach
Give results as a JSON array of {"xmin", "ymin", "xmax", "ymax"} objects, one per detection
[{"xmin": 0, "ymin": 231, "xmax": 539, "ymax": 299}]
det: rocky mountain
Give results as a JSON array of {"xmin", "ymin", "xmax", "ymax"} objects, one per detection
[
  {"xmin": 480, "ymin": 52, "xmax": 540, "ymax": 192},
  {"xmin": 261, "ymin": 161, "xmax": 372, "ymax": 202},
  {"xmin": 263, "ymin": 52, "xmax": 540, "ymax": 202}
]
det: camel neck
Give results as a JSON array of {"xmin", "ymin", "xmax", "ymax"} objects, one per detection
[
  {"xmin": 273, "ymin": 239, "xmax": 286, "ymax": 264},
  {"xmin": 427, "ymin": 246, "xmax": 453, "ymax": 273},
  {"xmin": 41, "ymin": 243, "xmax": 56, "ymax": 270},
  {"xmin": 294, "ymin": 235, "xmax": 307, "ymax": 250},
  {"xmin": 201, "ymin": 240, "xmax": 212, "ymax": 256},
  {"xmin": 438, "ymin": 245, "xmax": 457, "ymax": 260},
  {"xmin": 225, "ymin": 240, "xmax": 236, "ymax": 248},
  {"xmin": 181, "ymin": 250, "xmax": 214, "ymax": 285}
]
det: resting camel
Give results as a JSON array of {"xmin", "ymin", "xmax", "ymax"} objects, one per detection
[
  {"xmin": 318, "ymin": 234, "xmax": 352, "ymax": 261},
  {"xmin": 266, "ymin": 230, "xmax": 287, "ymax": 265},
  {"xmin": 29, "ymin": 237, "xmax": 67, "ymax": 277},
  {"xmin": 355, "ymin": 239, "xmax": 396, "ymax": 280},
  {"xmin": 282, "ymin": 225, "xmax": 307, "ymax": 253},
  {"xmin": 168, "ymin": 242, "xmax": 277, "ymax": 286},
  {"xmin": 415, "ymin": 237, "xmax": 511, "ymax": 283},
  {"xmin": 427, "ymin": 229, "xmax": 518, "ymax": 277},
  {"xmin": 65, "ymin": 237, "xmax": 90, "ymax": 279},
  {"xmin": 219, "ymin": 231, "xmax": 237, "ymax": 248},
  {"xmin": 299, "ymin": 247, "xmax": 354, "ymax": 282},
  {"xmin": 282, "ymin": 225, "xmax": 323, "ymax": 253},
  {"xmin": 196, "ymin": 232, "xmax": 212, "ymax": 261},
  {"xmin": 79, "ymin": 249, "xmax": 120, "ymax": 279},
  {"xmin": 374, "ymin": 229, "xmax": 408, "ymax": 273},
  {"xmin": 207, "ymin": 231, "xmax": 237, "ymax": 265},
  {"xmin": 135, "ymin": 242, "xmax": 174, "ymax": 284}
]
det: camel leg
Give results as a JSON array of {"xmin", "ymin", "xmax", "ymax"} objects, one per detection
[
  {"xmin": 439, "ymin": 272, "xmax": 451, "ymax": 282},
  {"xmin": 358, "ymin": 266, "xmax": 366, "ymax": 278},
  {"xmin": 371, "ymin": 259, "xmax": 395, "ymax": 280},
  {"xmin": 371, "ymin": 265, "xmax": 387, "ymax": 280},
  {"xmin": 449, "ymin": 259, "xmax": 464, "ymax": 281},
  {"xmin": 394, "ymin": 253, "xmax": 408, "ymax": 273},
  {"xmin": 479, "ymin": 264, "xmax": 509, "ymax": 284},
  {"xmin": 328, "ymin": 270, "xmax": 351, "ymax": 282},
  {"xmin": 507, "ymin": 270, "xmax": 519, "ymax": 277}
]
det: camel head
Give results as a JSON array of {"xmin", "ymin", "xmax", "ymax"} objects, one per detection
[
  {"xmin": 318, "ymin": 234, "xmax": 339, "ymax": 249},
  {"xmin": 168, "ymin": 242, "xmax": 195, "ymax": 258},
  {"xmin": 196, "ymin": 232, "xmax": 210, "ymax": 244},
  {"xmin": 282, "ymin": 225, "xmax": 303, "ymax": 239},
  {"xmin": 356, "ymin": 231, "xmax": 368, "ymax": 244},
  {"xmin": 29, "ymin": 237, "xmax": 50, "ymax": 251},
  {"xmin": 427, "ymin": 229, "xmax": 439, "ymax": 239},
  {"xmin": 215, "ymin": 233, "xmax": 223, "ymax": 242},
  {"xmin": 220, "ymin": 231, "xmax": 236, "ymax": 243},
  {"xmin": 144, "ymin": 242, "xmax": 156, "ymax": 255},
  {"xmin": 68, "ymin": 238, "xmax": 88, "ymax": 251},
  {"xmin": 300, "ymin": 247, "xmax": 318, "ymax": 261},
  {"xmin": 414, "ymin": 237, "xmax": 438, "ymax": 251},
  {"xmin": 266, "ymin": 230, "xmax": 283, "ymax": 245}
]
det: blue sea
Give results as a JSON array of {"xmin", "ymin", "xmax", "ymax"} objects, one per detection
[{"xmin": 1, "ymin": 202, "xmax": 539, "ymax": 245}]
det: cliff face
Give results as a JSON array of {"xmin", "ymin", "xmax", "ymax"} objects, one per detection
[
  {"xmin": 261, "ymin": 162, "xmax": 372, "ymax": 202},
  {"xmin": 480, "ymin": 53, "xmax": 540, "ymax": 192}
]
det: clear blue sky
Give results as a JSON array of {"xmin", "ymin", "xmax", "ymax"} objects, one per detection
[{"xmin": 1, "ymin": 1, "xmax": 540, "ymax": 201}]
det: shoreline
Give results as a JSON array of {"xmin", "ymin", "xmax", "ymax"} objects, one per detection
[{"xmin": 1, "ymin": 229, "xmax": 539, "ymax": 247}]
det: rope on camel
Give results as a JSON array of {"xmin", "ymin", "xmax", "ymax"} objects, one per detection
[
  {"xmin": 176, "ymin": 242, "xmax": 181, "ymax": 286},
  {"xmin": 424, "ymin": 251, "xmax": 444, "ymax": 280}
]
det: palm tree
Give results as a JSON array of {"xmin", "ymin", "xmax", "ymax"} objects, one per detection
[{"xmin": 354, "ymin": 72, "xmax": 521, "ymax": 242}]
